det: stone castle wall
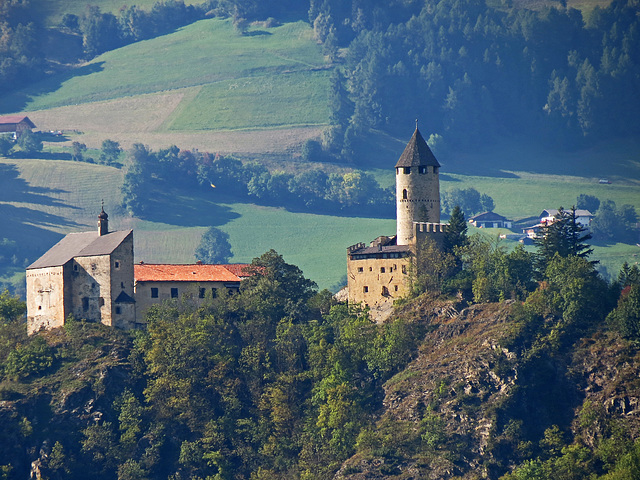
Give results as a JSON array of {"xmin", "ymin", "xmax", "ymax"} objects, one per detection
[{"xmin": 396, "ymin": 165, "xmax": 440, "ymax": 245}]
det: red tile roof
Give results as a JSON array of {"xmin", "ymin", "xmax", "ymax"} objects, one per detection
[
  {"xmin": 0, "ymin": 115, "xmax": 35, "ymax": 127},
  {"xmin": 222, "ymin": 264, "xmax": 254, "ymax": 277},
  {"xmin": 134, "ymin": 263, "xmax": 252, "ymax": 282}
]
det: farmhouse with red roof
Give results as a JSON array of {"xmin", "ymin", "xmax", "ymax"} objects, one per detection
[{"xmin": 0, "ymin": 115, "xmax": 36, "ymax": 139}]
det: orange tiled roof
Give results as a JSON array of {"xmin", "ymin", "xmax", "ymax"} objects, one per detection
[
  {"xmin": 135, "ymin": 263, "xmax": 250, "ymax": 283},
  {"xmin": 222, "ymin": 264, "xmax": 254, "ymax": 277}
]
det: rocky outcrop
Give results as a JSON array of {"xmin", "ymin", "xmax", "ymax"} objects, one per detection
[{"xmin": 335, "ymin": 299, "xmax": 640, "ymax": 480}]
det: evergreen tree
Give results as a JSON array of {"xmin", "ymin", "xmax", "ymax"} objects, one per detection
[
  {"xmin": 443, "ymin": 205, "xmax": 468, "ymax": 254},
  {"xmin": 534, "ymin": 207, "xmax": 593, "ymax": 272}
]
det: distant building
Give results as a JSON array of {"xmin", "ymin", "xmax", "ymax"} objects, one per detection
[
  {"xmin": 522, "ymin": 208, "xmax": 593, "ymax": 240},
  {"xmin": 26, "ymin": 208, "xmax": 137, "ymax": 334},
  {"xmin": 468, "ymin": 211, "xmax": 513, "ymax": 229},
  {"xmin": 540, "ymin": 209, "xmax": 593, "ymax": 227},
  {"xmin": 346, "ymin": 127, "xmax": 447, "ymax": 320},
  {"xmin": 134, "ymin": 263, "xmax": 252, "ymax": 319},
  {"xmin": 0, "ymin": 115, "xmax": 36, "ymax": 139}
]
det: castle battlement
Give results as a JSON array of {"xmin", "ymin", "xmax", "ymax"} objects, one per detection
[{"xmin": 414, "ymin": 222, "xmax": 448, "ymax": 233}]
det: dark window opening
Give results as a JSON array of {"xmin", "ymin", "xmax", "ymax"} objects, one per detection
[
  {"xmin": 38, "ymin": 305, "xmax": 42, "ymax": 310},
  {"xmin": 403, "ymin": 167, "xmax": 411, "ymax": 174},
  {"xmin": 402, "ymin": 189, "xmax": 408, "ymax": 199},
  {"xmin": 357, "ymin": 267, "xmax": 363, "ymax": 273},
  {"xmin": 363, "ymin": 286, "xmax": 369, "ymax": 293},
  {"xmin": 74, "ymin": 265, "xmax": 78, "ymax": 271},
  {"xmin": 121, "ymin": 282, "xmax": 125, "ymax": 289},
  {"xmin": 199, "ymin": 288, "xmax": 206, "ymax": 298},
  {"xmin": 382, "ymin": 286, "xmax": 389, "ymax": 296},
  {"xmin": 115, "ymin": 261, "xmax": 120, "ymax": 269},
  {"xmin": 151, "ymin": 288, "xmax": 158, "ymax": 298},
  {"xmin": 380, "ymin": 267, "xmax": 385, "ymax": 273},
  {"xmin": 115, "ymin": 306, "xmax": 121, "ymax": 315},
  {"xmin": 99, "ymin": 297, "xmax": 104, "ymax": 307},
  {"xmin": 402, "ymin": 265, "xmax": 407, "ymax": 274},
  {"xmin": 394, "ymin": 285, "xmax": 399, "ymax": 291},
  {"xmin": 419, "ymin": 166, "xmax": 427, "ymax": 174},
  {"xmin": 82, "ymin": 297, "xmax": 89, "ymax": 312},
  {"xmin": 211, "ymin": 288, "xmax": 218, "ymax": 298},
  {"xmin": 171, "ymin": 288, "xmax": 178, "ymax": 298}
]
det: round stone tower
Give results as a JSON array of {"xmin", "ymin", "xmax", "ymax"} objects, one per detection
[{"xmin": 395, "ymin": 127, "xmax": 441, "ymax": 245}]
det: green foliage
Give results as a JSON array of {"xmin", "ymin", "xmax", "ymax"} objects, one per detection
[
  {"xmin": 195, "ymin": 227, "xmax": 233, "ymax": 264},
  {"xmin": 16, "ymin": 131, "xmax": 42, "ymax": 154},
  {"xmin": 4, "ymin": 336, "xmax": 54, "ymax": 379},
  {"xmin": 442, "ymin": 188, "xmax": 495, "ymax": 217},
  {"xmin": 576, "ymin": 194, "xmax": 600, "ymax": 213},
  {"xmin": 607, "ymin": 284, "xmax": 640, "ymax": 340},
  {"xmin": 591, "ymin": 200, "xmax": 639, "ymax": 244},
  {"xmin": 0, "ymin": 289, "xmax": 25, "ymax": 322},
  {"xmin": 534, "ymin": 207, "xmax": 594, "ymax": 273},
  {"xmin": 99, "ymin": 139, "xmax": 121, "ymax": 166},
  {"xmin": 0, "ymin": 136, "xmax": 14, "ymax": 156}
]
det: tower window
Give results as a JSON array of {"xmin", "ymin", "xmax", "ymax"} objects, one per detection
[
  {"xmin": 402, "ymin": 189, "xmax": 408, "ymax": 199},
  {"xmin": 395, "ymin": 285, "xmax": 398, "ymax": 291},
  {"xmin": 114, "ymin": 261, "xmax": 120, "ymax": 269},
  {"xmin": 357, "ymin": 267, "xmax": 363, "ymax": 273},
  {"xmin": 403, "ymin": 167, "xmax": 411, "ymax": 174},
  {"xmin": 151, "ymin": 288, "xmax": 158, "ymax": 298},
  {"xmin": 402, "ymin": 265, "xmax": 407, "ymax": 274},
  {"xmin": 419, "ymin": 166, "xmax": 427, "ymax": 174},
  {"xmin": 382, "ymin": 286, "xmax": 389, "ymax": 296},
  {"xmin": 380, "ymin": 267, "xmax": 385, "ymax": 273},
  {"xmin": 363, "ymin": 286, "xmax": 369, "ymax": 293},
  {"xmin": 115, "ymin": 306, "xmax": 121, "ymax": 315}
]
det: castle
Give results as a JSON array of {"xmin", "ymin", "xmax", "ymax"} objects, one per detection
[
  {"xmin": 26, "ymin": 209, "xmax": 252, "ymax": 334},
  {"xmin": 346, "ymin": 126, "xmax": 448, "ymax": 320}
]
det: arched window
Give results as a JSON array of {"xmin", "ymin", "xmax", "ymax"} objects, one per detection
[{"xmin": 402, "ymin": 189, "xmax": 408, "ymax": 199}]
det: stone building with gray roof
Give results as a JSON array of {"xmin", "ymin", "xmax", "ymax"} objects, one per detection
[{"xmin": 26, "ymin": 208, "xmax": 137, "ymax": 334}]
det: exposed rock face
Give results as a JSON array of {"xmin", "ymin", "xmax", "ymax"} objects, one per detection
[{"xmin": 335, "ymin": 299, "xmax": 640, "ymax": 480}]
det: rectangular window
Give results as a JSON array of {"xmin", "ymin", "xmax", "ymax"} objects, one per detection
[
  {"xmin": 82, "ymin": 297, "xmax": 89, "ymax": 312},
  {"xmin": 419, "ymin": 166, "xmax": 427, "ymax": 174},
  {"xmin": 402, "ymin": 265, "xmax": 407, "ymax": 274},
  {"xmin": 380, "ymin": 267, "xmax": 385, "ymax": 273},
  {"xmin": 211, "ymin": 288, "xmax": 217, "ymax": 298},
  {"xmin": 115, "ymin": 261, "xmax": 120, "ymax": 269},
  {"xmin": 357, "ymin": 267, "xmax": 363, "ymax": 273},
  {"xmin": 199, "ymin": 288, "xmax": 206, "ymax": 298},
  {"xmin": 403, "ymin": 167, "xmax": 411, "ymax": 174},
  {"xmin": 171, "ymin": 288, "xmax": 178, "ymax": 298},
  {"xmin": 395, "ymin": 285, "xmax": 398, "ymax": 291},
  {"xmin": 363, "ymin": 286, "xmax": 369, "ymax": 293},
  {"xmin": 115, "ymin": 306, "xmax": 121, "ymax": 315}
]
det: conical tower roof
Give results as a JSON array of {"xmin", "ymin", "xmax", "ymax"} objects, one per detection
[{"xmin": 395, "ymin": 127, "xmax": 440, "ymax": 168}]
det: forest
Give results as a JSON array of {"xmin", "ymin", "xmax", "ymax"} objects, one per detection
[{"xmin": 1, "ymin": 213, "xmax": 639, "ymax": 479}]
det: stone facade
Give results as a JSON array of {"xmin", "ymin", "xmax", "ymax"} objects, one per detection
[
  {"xmin": 347, "ymin": 127, "xmax": 448, "ymax": 320},
  {"xmin": 26, "ymin": 209, "xmax": 137, "ymax": 334},
  {"xmin": 133, "ymin": 263, "xmax": 249, "ymax": 320}
]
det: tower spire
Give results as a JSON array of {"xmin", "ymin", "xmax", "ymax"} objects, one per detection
[{"xmin": 98, "ymin": 201, "xmax": 108, "ymax": 236}]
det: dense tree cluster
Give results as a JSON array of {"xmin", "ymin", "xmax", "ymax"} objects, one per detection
[
  {"xmin": 0, "ymin": 252, "xmax": 417, "ymax": 479},
  {"xmin": 121, "ymin": 144, "xmax": 393, "ymax": 217},
  {"xmin": 441, "ymin": 187, "xmax": 494, "ymax": 216},
  {"xmin": 0, "ymin": 0, "xmax": 43, "ymax": 92},
  {"xmin": 317, "ymin": 0, "xmax": 640, "ymax": 157}
]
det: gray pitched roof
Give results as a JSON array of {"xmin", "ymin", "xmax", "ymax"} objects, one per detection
[
  {"xmin": 395, "ymin": 127, "xmax": 441, "ymax": 168},
  {"xmin": 469, "ymin": 211, "xmax": 509, "ymax": 222},
  {"xmin": 350, "ymin": 245, "xmax": 412, "ymax": 255},
  {"xmin": 28, "ymin": 230, "xmax": 132, "ymax": 269}
]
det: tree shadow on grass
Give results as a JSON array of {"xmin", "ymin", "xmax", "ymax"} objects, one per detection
[
  {"xmin": 0, "ymin": 62, "xmax": 105, "ymax": 113},
  {"xmin": 140, "ymin": 184, "xmax": 240, "ymax": 227},
  {"xmin": 0, "ymin": 163, "xmax": 78, "ymax": 209}
]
